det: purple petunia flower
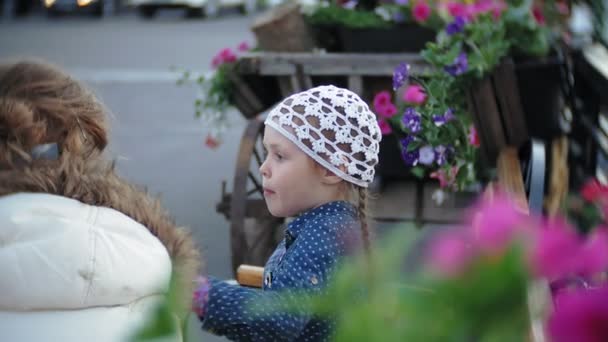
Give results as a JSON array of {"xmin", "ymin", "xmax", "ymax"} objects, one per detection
[
  {"xmin": 393, "ymin": 62, "xmax": 410, "ymax": 90},
  {"xmin": 419, "ymin": 145, "xmax": 435, "ymax": 165},
  {"xmin": 400, "ymin": 135, "xmax": 416, "ymax": 150},
  {"xmin": 402, "ymin": 108, "xmax": 421, "ymax": 134},
  {"xmin": 393, "ymin": 11, "xmax": 406, "ymax": 23},
  {"xmin": 432, "ymin": 108, "xmax": 456, "ymax": 127},
  {"xmin": 446, "ymin": 16, "xmax": 466, "ymax": 35},
  {"xmin": 435, "ymin": 145, "xmax": 448, "ymax": 165},
  {"xmin": 444, "ymin": 52, "xmax": 468, "ymax": 76},
  {"xmin": 395, "ymin": 0, "xmax": 408, "ymax": 5},
  {"xmin": 402, "ymin": 149, "xmax": 419, "ymax": 166},
  {"xmin": 444, "ymin": 108, "xmax": 455, "ymax": 121}
]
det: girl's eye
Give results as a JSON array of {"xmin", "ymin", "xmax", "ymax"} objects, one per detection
[{"xmin": 275, "ymin": 153, "xmax": 283, "ymax": 161}]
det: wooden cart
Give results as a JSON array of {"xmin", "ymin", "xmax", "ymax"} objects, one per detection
[{"xmin": 215, "ymin": 51, "xmax": 557, "ymax": 275}]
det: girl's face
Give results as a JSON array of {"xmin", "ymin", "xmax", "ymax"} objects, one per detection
[{"xmin": 260, "ymin": 126, "xmax": 333, "ymax": 218}]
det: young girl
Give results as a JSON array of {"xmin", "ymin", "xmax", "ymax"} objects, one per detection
[{"xmin": 193, "ymin": 85, "xmax": 382, "ymax": 341}]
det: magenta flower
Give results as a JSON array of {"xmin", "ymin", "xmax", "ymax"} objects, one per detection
[
  {"xmin": 237, "ymin": 41, "xmax": 250, "ymax": 52},
  {"xmin": 548, "ymin": 285, "xmax": 608, "ymax": 342},
  {"xmin": 220, "ymin": 48, "xmax": 237, "ymax": 63},
  {"xmin": 530, "ymin": 219, "xmax": 582, "ymax": 280},
  {"xmin": 412, "ymin": 1, "xmax": 431, "ymax": 22},
  {"xmin": 532, "ymin": 6, "xmax": 546, "ymax": 26},
  {"xmin": 467, "ymin": 195, "xmax": 530, "ymax": 253},
  {"xmin": 577, "ymin": 227, "xmax": 608, "ymax": 277},
  {"xmin": 581, "ymin": 178, "xmax": 608, "ymax": 203},
  {"xmin": 468, "ymin": 124, "xmax": 480, "ymax": 147},
  {"xmin": 427, "ymin": 229, "xmax": 473, "ymax": 276},
  {"xmin": 211, "ymin": 48, "xmax": 237, "ymax": 68},
  {"xmin": 373, "ymin": 91, "xmax": 392, "ymax": 112},
  {"xmin": 379, "ymin": 103, "xmax": 398, "ymax": 118},
  {"xmin": 403, "ymin": 84, "xmax": 427, "ymax": 105},
  {"xmin": 430, "ymin": 165, "xmax": 459, "ymax": 189},
  {"xmin": 378, "ymin": 119, "xmax": 393, "ymax": 135},
  {"xmin": 447, "ymin": 1, "xmax": 467, "ymax": 17}
]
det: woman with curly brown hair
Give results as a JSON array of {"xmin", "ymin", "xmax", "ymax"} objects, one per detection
[{"xmin": 0, "ymin": 60, "xmax": 202, "ymax": 341}]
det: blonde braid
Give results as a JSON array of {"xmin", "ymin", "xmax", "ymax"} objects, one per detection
[{"xmin": 357, "ymin": 186, "xmax": 371, "ymax": 256}]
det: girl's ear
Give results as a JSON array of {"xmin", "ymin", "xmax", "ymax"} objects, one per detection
[{"xmin": 321, "ymin": 168, "xmax": 343, "ymax": 185}]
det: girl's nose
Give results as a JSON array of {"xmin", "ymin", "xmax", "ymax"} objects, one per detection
[{"xmin": 259, "ymin": 159, "xmax": 269, "ymax": 178}]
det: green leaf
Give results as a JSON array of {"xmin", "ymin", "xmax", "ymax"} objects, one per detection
[{"xmin": 410, "ymin": 166, "xmax": 426, "ymax": 178}]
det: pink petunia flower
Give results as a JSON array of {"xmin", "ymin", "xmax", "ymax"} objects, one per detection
[
  {"xmin": 412, "ymin": 1, "xmax": 431, "ymax": 22},
  {"xmin": 467, "ymin": 0, "xmax": 505, "ymax": 19},
  {"xmin": 211, "ymin": 55, "xmax": 222, "ymax": 69},
  {"xmin": 378, "ymin": 119, "xmax": 393, "ymax": 135},
  {"xmin": 379, "ymin": 103, "xmax": 398, "ymax": 119},
  {"xmin": 430, "ymin": 165, "xmax": 460, "ymax": 189},
  {"xmin": 427, "ymin": 229, "xmax": 473, "ymax": 276},
  {"xmin": 577, "ymin": 227, "xmax": 608, "ymax": 277},
  {"xmin": 532, "ymin": 6, "xmax": 546, "ymax": 25},
  {"xmin": 446, "ymin": 1, "xmax": 467, "ymax": 17},
  {"xmin": 402, "ymin": 84, "xmax": 427, "ymax": 105},
  {"xmin": 218, "ymin": 48, "xmax": 237, "ymax": 64},
  {"xmin": 581, "ymin": 178, "xmax": 608, "ymax": 203},
  {"xmin": 548, "ymin": 285, "xmax": 608, "ymax": 342},
  {"xmin": 468, "ymin": 194, "xmax": 530, "ymax": 253},
  {"xmin": 373, "ymin": 91, "xmax": 393, "ymax": 112},
  {"xmin": 237, "ymin": 41, "xmax": 250, "ymax": 52},
  {"xmin": 530, "ymin": 219, "xmax": 582, "ymax": 280},
  {"xmin": 468, "ymin": 125, "xmax": 480, "ymax": 147},
  {"xmin": 205, "ymin": 134, "xmax": 221, "ymax": 149}
]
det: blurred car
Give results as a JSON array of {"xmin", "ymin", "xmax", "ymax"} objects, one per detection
[
  {"xmin": 127, "ymin": 0, "xmax": 257, "ymax": 18},
  {"xmin": 43, "ymin": 0, "xmax": 104, "ymax": 16}
]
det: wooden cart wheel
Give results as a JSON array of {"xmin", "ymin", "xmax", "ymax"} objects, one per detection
[{"xmin": 229, "ymin": 116, "xmax": 284, "ymax": 275}]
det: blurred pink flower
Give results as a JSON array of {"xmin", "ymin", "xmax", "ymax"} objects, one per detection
[
  {"xmin": 205, "ymin": 134, "xmax": 220, "ymax": 149},
  {"xmin": 468, "ymin": 125, "xmax": 480, "ymax": 147},
  {"xmin": 211, "ymin": 55, "xmax": 222, "ymax": 68},
  {"xmin": 237, "ymin": 41, "xmax": 250, "ymax": 52},
  {"xmin": 577, "ymin": 227, "xmax": 608, "ymax": 276},
  {"xmin": 548, "ymin": 285, "xmax": 608, "ymax": 342},
  {"xmin": 428, "ymin": 230, "xmax": 473, "ymax": 276},
  {"xmin": 468, "ymin": 0, "xmax": 505, "ymax": 19},
  {"xmin": 581, "ymin": 178, "xmax": 608, "ymax": 203},
  {"xmin": 530, "ymin": 219, "xmax": 582, "ymax": 280},
  {"xmin": 532, "ymin": 6, "xmax": 546, "ymax": 25},
  {"xmin": 412, "ymin": 1, "xmax": 431, "ymax": 22},
  {"xmin": 403, "ymin": 84, "xmax": 427, "ymax": 105},
  {"xmin": 430, "ymin": 165, "xmax": 459, "ymax": 189},
  {"xmin": 446, "ymin": 1, "xmax": 467, "ymax": 17},
  {"xmin": 373, "ymin": 91, "xmax": 393, "ymax": 112},
  {"xmin": 378, "ymin": 119, "xmax": 393, "ymax": 135},
  {"xmin": 468, "ymin": 195, "xmax": 530, "ymax": 252},
  {"xmin": 219, "ymin": 48, "xmax": 237, "ymax": 64},
  {"xmin": 556, "ymin": 1, "xmax": 569, "ymax": 15},
  {"xmin": 211, "ymin": 48, "xmax": 237, "ymax": 68},
  {"xmin": 380, "ymin": 103, "xmax": 398, "ymax": 118}
]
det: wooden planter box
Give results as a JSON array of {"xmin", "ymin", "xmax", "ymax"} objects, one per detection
[
  {"xmin": 468, "ymin": 54, "xmax": 566, "ymax": 165},
  {"xmin": 309, "ymin": 23, "xmax": 436, "ymax": 53}
]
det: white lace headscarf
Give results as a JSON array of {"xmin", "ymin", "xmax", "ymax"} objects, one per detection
[{"xmin": 264, "ymin": 85, "xmax": 382, "ymax": 188}]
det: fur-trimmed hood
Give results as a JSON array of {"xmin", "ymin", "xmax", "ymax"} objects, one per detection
[{"xmin": 0, "ymin": 155, "xmax": 202, "ymax": 320}]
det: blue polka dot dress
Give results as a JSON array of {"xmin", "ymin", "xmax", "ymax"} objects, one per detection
[{"xmin": 198, "ymin": 201, "xmax": 361, "ymax": 341}]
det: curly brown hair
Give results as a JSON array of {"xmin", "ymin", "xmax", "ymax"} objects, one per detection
[{"xmin": 0, "ymin": 59, "xmax": 109, "ymax": 167}]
